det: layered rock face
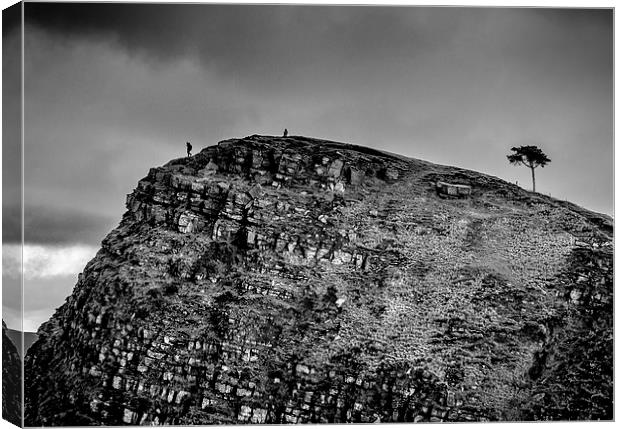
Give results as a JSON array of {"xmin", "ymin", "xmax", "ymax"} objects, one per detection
[{"xmin": 25, "ymin": 135, "xmax": 613, "ymax": 425}]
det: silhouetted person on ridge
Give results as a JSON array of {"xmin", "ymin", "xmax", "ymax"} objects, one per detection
[
  {"xmin": 283, "ymin": 128, "xmax": 288, "ymax": 137},
  {"xmin": 186, "ymin": 141, "xmax": 192, "ymax": 157}
]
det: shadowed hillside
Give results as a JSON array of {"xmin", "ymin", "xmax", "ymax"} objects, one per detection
[{"xmin": 25, "ymin": 135, "xmax": 612, "ymax": 425}]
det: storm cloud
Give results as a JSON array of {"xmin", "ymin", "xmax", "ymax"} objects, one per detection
[{"xmin": 2, "ymin": 204, "xmax": 116, "ymax": 245}]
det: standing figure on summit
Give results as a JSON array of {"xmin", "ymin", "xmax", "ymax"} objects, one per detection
[
  {"xmin": 283, "ymin": 128, "xmax": 288, "ymax": 137},
  {"xmin": 186, "ymin": 141, "xmax": 192, "ymax": 157}
]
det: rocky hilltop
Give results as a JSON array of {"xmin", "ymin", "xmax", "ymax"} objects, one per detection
[{"xmin": 25, "ymin": 135, "xmax": 613, "ymax": 425}]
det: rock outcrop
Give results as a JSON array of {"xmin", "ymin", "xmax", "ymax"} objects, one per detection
[
  {"xmin": 25, "ymin": 135, "xmax": 613, "ymax": 425},
  {"xmin": 3, "ymin": 320, "xmax": 22, "ymax": 427}
]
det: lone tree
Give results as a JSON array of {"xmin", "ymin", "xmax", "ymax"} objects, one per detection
[{"xmin": 507, "ymin": 145, "xmax": 551, "ymax": 192}]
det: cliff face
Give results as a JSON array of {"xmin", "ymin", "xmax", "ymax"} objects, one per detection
[{"xmin": 25, "ymin": 135, "xmax": 613, "ymax": 425}]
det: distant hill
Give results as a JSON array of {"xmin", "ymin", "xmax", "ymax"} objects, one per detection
[
  {"xmin": 2, "ymin": 320, "xmax": 21, "ymax": 426},
  {"xmin": 25, "ymin": 135, "xmax": 613, "ymax": 425},
  {"xmin": 6, "ymin": 328, "xmax": 38, "ymax": 357}
]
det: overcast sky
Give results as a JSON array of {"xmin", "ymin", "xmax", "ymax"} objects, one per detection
[{"xmin": 2, "ymin": 3, "xmax": 613, "ymax": 331}]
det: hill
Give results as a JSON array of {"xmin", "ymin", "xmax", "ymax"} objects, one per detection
[
  {"xmin": 2, "ymin": 320, "xmax": 22, "ymax": 426},
  {"xmin": 25, "ymin": 135, "xmax": 613, "ymax": 425},
  {"xmin": 5, "ymin": 328, "xmax": 39, "ymax": 357}
]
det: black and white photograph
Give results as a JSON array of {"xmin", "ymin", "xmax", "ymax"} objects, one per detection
[{"xmin": 1, "ymin": 0, "xmax": 614, "ymax": 426}]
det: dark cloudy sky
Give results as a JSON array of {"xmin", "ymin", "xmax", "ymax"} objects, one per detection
[{"xmin": 2, "ymin": 2, "xmax": 613, "ymax": 330}]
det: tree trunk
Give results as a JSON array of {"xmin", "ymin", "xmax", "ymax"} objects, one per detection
[{"xmin": 531, "ymin": 166, "xmax": 536, "ymax": 192}]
